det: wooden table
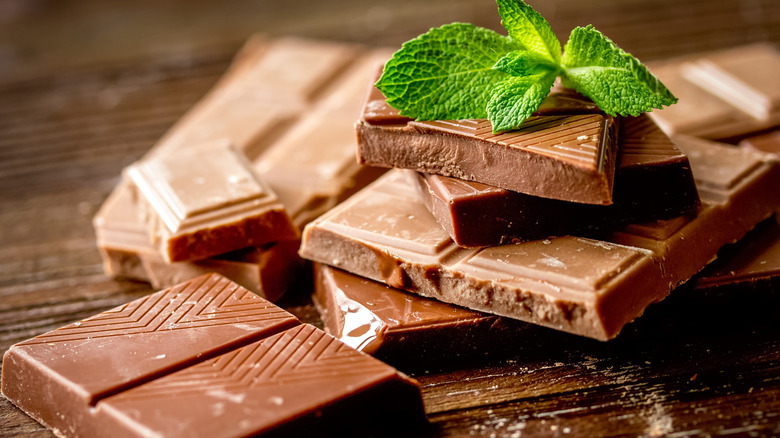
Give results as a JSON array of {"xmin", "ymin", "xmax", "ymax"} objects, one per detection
[{"xmin": 2, "ymin": 0, "xmax": 779, "ymax": 436}]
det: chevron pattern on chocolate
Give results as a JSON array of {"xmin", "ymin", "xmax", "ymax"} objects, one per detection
[
  {"xmin": 21, "ymin": 274, "xmax": 292, "ymax": 345},
  {"xmin": 415, "ymin": 115, "xmax": 608, "ymax": 166},
  {"xmin": 109, "ymin": 325, "xmax": 391, "ymax": 401}
]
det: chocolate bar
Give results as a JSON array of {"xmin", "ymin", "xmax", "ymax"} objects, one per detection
[
  {"xmin": 124, "ymin": 140, "xmax": 298, "ymax": 262},
  {"xmin": 154, "ymin": 37, "xmax": 361, "ymax": 159},
  {"xmin": 314, "ymin": 263, "xmax": 533, "ymax": 366},
  {"xmin": 690, "ymin": 130, "xmax": 780, "ymax": 293},
  {"xmin": 681, "ymin": 43, "xmax": 780, "ymax": 121},
  {"xmin": 647, "ymin": 43, "xmax": 780, "ymax": 140},
  {"xmin": 1, "ymin": 274, "xmax": 425, "ymax": 437},
  {"xmin": 299, "ymin": 136, "xmax": 780, "ymax": 340},
  {"xmin": 253, "ymin": 50, "xmax": 393, "ymax": 227},
  {"xmin": 93, "ymin": 181, "xmax": 302, "ymax": 301},
  {"xmin": 416, "ymin": 114, "xmax": 699, "ymax": 246},
  {"xmin": 357, "ymin": 84, "xmax": 619, "ymax": 205}
]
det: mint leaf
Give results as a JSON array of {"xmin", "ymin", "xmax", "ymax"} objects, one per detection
[
  {"xmin": 561, "ymin": 25, "xmax": 677, "ymax": 116},
  {"xmin": 487, "ymin": 71, "xmax": 557, "ymax": 133},
  {"xmin": 493, "ymin": 50, "xmax": 559, "ymax": 77},
  {"xmin": 376, "ymin": 23, "xmax": 521, "ymax": 121},
  {"xmin": 497, "ymin": 0, "xmax": 561, "ymax": 64}
]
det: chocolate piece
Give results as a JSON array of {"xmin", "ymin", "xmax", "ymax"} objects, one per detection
[
  {"xmin": 94, "ymin": 181, "xmax": 302, "ymax": 301},
  {"xmin": 647, "ymin": 43, "xmax": 780, "ymax": 140},
  {"xmin": 299, "ymin": 136, "xmax": 780, "ymax": 340},
  {"xmin": 357, "ymin": 87, "xmax": 619, "ymax": 204},
  {"xmin": 740, "ymin": 129, "xmax": 780, "ymax": 154},
  {"xmin": 124, "ymin": 140, "xmax": 298, "ymax": 262},
  {"xmin": 1, "ymin": 274, "xmax": 425, "ymax": 437},
  {"xmin": 154, "ymin": 37, "xmax": 361, "ymax": 158},
  {"xmin": 681, "ymin": 43, "xmax": 780, "ymax": 121},
  {"xmin": 253, "ymin": 51, "xmax": 393, "ymax": 227},
  {"xmin": 314, "ymin": 263, "xmax": 531, "ymax": 365},
  {"xmin": 416, "ymin": 114, "xmax": 699, "ymax": 246},
  {"xmin": 693, "ymin": 213, "xmax": 780, "ymax": 292}
]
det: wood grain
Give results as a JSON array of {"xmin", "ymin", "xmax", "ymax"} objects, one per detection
[{"xmin": 1, "ymin": 0, "xmax": 779, "ymax": 436}]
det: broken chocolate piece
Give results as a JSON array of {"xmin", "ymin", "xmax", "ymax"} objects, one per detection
[
  {"xmin": 416, "ymin": 114, "xmax": 699, "ymax": 246},
  {"xmin": 1, "ymin": 274, "xmax": 425, "ymax": 437},
  {"xmin": 124, "ymin": 140, "xmax": 298, "ymax": 262},
  {"xmin": 357, "ymin": 87, "xmax": 619, "ymax": 204},
  {"xmin": 300, "ymin": 136, "xmax": 780, "ymax": 340},
  {"xmin": 314, "ymin": 263, "xmax": 530, "ymax": 366},
  {"xmin": 93, "ymin": 181, "xmax": 302, "ymax": 301}
]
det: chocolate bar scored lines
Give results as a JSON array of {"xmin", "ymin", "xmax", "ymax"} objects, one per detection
[
  {"xmin": 1, "ymin": 274, "xmax": 425, "ymax": 437},
  {"xmin": 357, "ymin": 108, "xmax": 619, "ymax": 205},
  {"xmin": 300, "ymin": 137, "xmax": 780, "ymax": 341}
]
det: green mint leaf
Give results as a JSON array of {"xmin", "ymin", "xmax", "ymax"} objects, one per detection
[
  {"xmin": 487, "ymin": 71, "xmax": 557, "ymax": 133},
  {"xmin": 376, "ymin": 23, "xmax": 522, "ymax": 121},
  {"xmin": 493, "ymin": 49, "xmax": 559, "ymax": 77},
  {"xmin": 497, "ymin": 0, "xmax": 561, "ymax": 64},
  {"xmin": 561, "ymin": 25, "xmax": 677, "ymax": 116}
]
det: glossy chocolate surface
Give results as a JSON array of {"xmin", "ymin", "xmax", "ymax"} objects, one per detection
[
  {"xmin": 1, "ymin": 274, "xmax": 424, "ymax": 437},
  {"xmin": 357, "ymin": 83, "xmax": 619, "ymax": 205},
  {"xmin": 300, "ymin": 137, "xmax": 780, "ymax": 340},
  {"xmin": 416, "ymin": 115, "xmax": 699, "ymax": 246},
  {"xmin": 314, "ymin": 264, "xmax": 532, "ymax": 366}
]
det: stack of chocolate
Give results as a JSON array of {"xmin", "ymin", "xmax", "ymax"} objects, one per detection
[
  {"xmin": 92, "ymin": 36, "xmax": 395, "ymax": 302},
  {"xmin": 300, "ymin": 46, "xmax": 780, "ymax": 358},
  {"xmin": 4, "ymin": 34, "xmax": 780, "ymax": 437}
]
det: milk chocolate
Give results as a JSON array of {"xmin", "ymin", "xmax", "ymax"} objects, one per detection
[
  {"xmin": 681, "ymin": 44, "xmax": 780, "ymax": 121},
  {"xmin": 314, "ymin": 263, "xmax": 530, "ymax": 366},
  {"xmin": 1, "ymin": 274, "xmax": 425, "ymax": 437},
  {"xmin": 740, "ymin": 129, "xmax": 780, "ymax": 154},
  {"xmin": 357, "ymin": 86, "xmax": 619, "ymax": 205},
  {"xmin": 299, "ymin": 137, "xmax": 780, "ymax": 340},
  {"xmin": 93, "ymin": 181, "xmax": 301, "ymax": 301},
  {"xmin": 693, "ymin": 213, "xmax": 780, "ymax": 293},
  {"xmin": 253, "ymin": 51, "xmax": 393, "ymax": 227},
  {"xmin": 416, "ymin": 114, "xmax": 699, "ymax": 246},
  {"xmin": 647, "ymin": 43, "xmax": 780, "ymax": 140},
  {"xmin": 125, "ymin": 140, "xmax": 298, "ymax": 262}
]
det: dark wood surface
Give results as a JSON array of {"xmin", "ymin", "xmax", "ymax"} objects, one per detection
[{"xmin": 2, "ymin": 0, "xmax": 779, "ymax": 436}]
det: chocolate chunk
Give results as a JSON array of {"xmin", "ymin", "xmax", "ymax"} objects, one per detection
[
  {"xmin": 416, "ymin": 114, "xmax": 699, "ymax": 246},
  {"xmin": 647, "ymin": 43, "xmax": 780, "ymax": 141},
  {"xmin": 124, "ymin": 140, "xmax": 298, "ymax": 262},
  {"xmin": 299, "ymin": 136, "xmax": 780, "ymax": 340},
  {"xmin": 681, "ymin": 43, "xmax": 780, "ymax": 121},
  {"xmin": 694, "ymin": 214, "xmax": 780, "ymax": 292},
  {"xmin": 314, "ymin": 263, "xmax": 532, "ymax": 366},
  {"xmin": 357, "ymin": 85, "xmax": 619, "ymax": 205},
  {"xmin": 1, "ymin": 274, "xmax": 425, "ymax": 437},
  {"xmin": 253, "ymin": 50, "xmax": 393, "ymax": 227},
  {"xmin": 93, "ymin": 181, "xmax": 302, "ymax": 301}
]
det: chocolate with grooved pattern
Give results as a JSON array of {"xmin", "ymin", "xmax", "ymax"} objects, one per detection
[
  {"xmin": 124, "ymin": 140, "xmax": 298, "ymax": 262},
  {"xmin": 357, "ymin": 81, "xmax": 619, "ymax": 205},
  {"xmin": 1, "ymin": 274, "xmax": 425, "ymax": 438},
  {"xmin": 300, "ymin": 136, "xmax": 780, "ymax": 340},
  {"xmin": 93, "ymin": 180, "xmax": 302, "ymax": 302},
  {"xmin": 415, "ymin": 114, "xmax": 699, "ymax": 246}
]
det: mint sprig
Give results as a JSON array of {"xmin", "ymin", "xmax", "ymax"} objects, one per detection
[{"xmin": 376, "ymin": 0, "xmax": 677, "ymax": 133}]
